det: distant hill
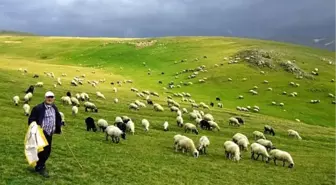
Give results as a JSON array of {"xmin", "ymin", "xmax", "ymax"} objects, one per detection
[{"xmin": 0, "ymin": 30, "xmax": 36, "ymax": 36}]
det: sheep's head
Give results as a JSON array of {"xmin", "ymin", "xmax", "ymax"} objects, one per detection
[
  {"xmin": 193, "ymin": 150, "xmax": 199, "ymax": 158},
  {"xmin": 94, "ymin": 108, "xmax": 98, "ymax": 113},
  {"xmin": 121, "ymin": 133, "xmax": 126, "ymax": 140},
  {"xmin": 194, "ymin": 129, "xmax": 199, "ymax": 135},
  {"xmin": 288, "ymin": 163, "xmax": 294, "ymax": 168}
]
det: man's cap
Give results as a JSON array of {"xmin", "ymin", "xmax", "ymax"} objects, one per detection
[{"xmin": 45, "ymin": 91, "xmax": 55, "ymax": 97}]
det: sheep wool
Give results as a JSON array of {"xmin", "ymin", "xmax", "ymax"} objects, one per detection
[
  {"xmin": 176, "ymin": 116, "xmax": 184, "ymax": 127},
  {"xmin": 229, "ymin": 117, "xmax": 240, "ymax": 126},
  {"xmin": 256, "ymin": 139, "xmax": 274, "ymax": 151},
  {"xmin": 269, "ymin": 149, "xmax": 294, "ymax": 168},
  {"xmin": 184, "ymin": 123, "xmax": 199, "ymax": 135},
  {"xmin": 72, "ymin": 106, "xmax": 78, "ymax": 116},
  {"xmin": 198, "ymin": 136, "xmax": 210, "ymax": 154},
  {"xmin": 142, "ymin": 119, "xmax": 150, "ymax": 131},
  {"xmin": 175, "ymin": 137, "xmax": 199, "ymax": 158},
  {"xmin": 114, "ymin": 98, "xmax": 118, "ymax": 103},
  {"xmin": 13, "ymin": 96, "xmax": 20, "ymax": 106},
  {"xmin": 253, "ymin": 131, "xmax": 266, "ymax": 140},
  {"xmin": 250, "ymin": 143, "xmax": 270, "ymax": 162},
  {"xmin": 61, "ymin": 96, "xmax": 72, "ymax": 105},
  {"xmin": 129, "ymin": 103, "xmax": 139, "ymax": 110},
  {"xmin": 70, "ymin": 97, "xmax": 80, "ymax": 106},
  {"xmin": 223, "ymin": 141, "xmax": 241, "ymax": 162},
  {"xmin": 97, "ymin": 119, "xmax": 109, "ymax": 132},
  {"xmin": 288, "ymin": 129, "xmax": 302, "ymax": 140},
  {"xmin": 105, "ymin": 125, "xmax": 125, "ymax": 143},
  {"xmin": 126, "ymin": 120, "xmax": 135, "ymax": 135},
  {"xmin": 23, "ymin": 103, "xmax": 30, "ymax": 116},
  {"xmin": 96, "ymin": 92, "xmax": 106, "ymax": 99},
  {"xmin": 163, "ymin": 121, "xmax": 169, "ymax": 131},
  {"xmin": 208, "ymin": 121, "xmax": 220, "ymax": 131}
]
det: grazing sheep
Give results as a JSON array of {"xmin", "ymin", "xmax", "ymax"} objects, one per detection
[
  {"xmin": 35, "ymin": 82, "xmax": 44, "ymax": 87},
  {"xmin": 67, "ymin": 91, "xmax": 72, "ymax": 97},
  {"xmin": 84, "ymin": 102, "xmax": 98, "ymax": 112},
  {"xmin": 129, "ymin": 103, "xmax": 140, "ymax": 111},
  {"xmin": 238, "ymin": 95, "xmax": 244, "ymax": 99},
  {"xmin": 33, "ymin": 74, "xmax": 39, "ymax": 78},
  {"xmin": 142, "ymin": 119, "xmax": 150, "ymax": 131},
  {"xmin": 223, "ymin": 141, "xmax": 241, "ymax": 162},
  {"xmin": 126, "ymin": 120, "xmax": 135, "ymax": 135},
  {"xmin": 264, "ymin": 125, "xmax": 275, "ymax": 136},
  {"xmin": 105, "ymin": 125, "xmax": 126, "ymax": 143},
  {"xmin": 199, "ymin": 119, "xmax": 210, "ymax": 130},
  {"xmin": 177, "ymin": 110, "xmax": 182, "ymax": 117},
  {"xmin": 288, "ymin": 129, "xmax": 302, "ymax": 140},
  {"xmin": 13, "ymin": 96, "xmax": 20, "ymax": 106},
  {"xmin": 80, "ymin": 92, "xmax": 90, "ymax": 101},
  {"xmin": 203, "ymin": 114, "xmax": 214, "ymax": 121},
  {"xmin": 257, "ymin": 139, "xmax": 275, "ymax": 151},
  {"xmin": 23, "ymin": 103, "xmax": 30, "ymax": 116},
  {"xmin": 235, "ymin": 117, "xmax": 244, "ymax": 125},
  {"xmin": 267, "ymin": 87, "xmax": 273, "ymax": 91},
  {"xmin": 176, "ymin": 116, "xmax": 184, "ymax": 127},
  {"xmin": 198, "ymin": 136, "xmax": 210, "ymax": 154},
  {"xmin": 253, "ymin": 131, "xmax": 266, "ymax": 140},
  {"xmin": 216, "ymin": 97, "xmax": 221, "ymax": 101},
  {"xmin": 269, "ymin": 149, "xmax": 294, "ymax": 168},
  {"xmin": 115, "ymin": 121, "xmax": 127, "ymax": 135},
  {"xmin": 217, "ymin": 103, "xmax": 223, "ymax": 108},
  {"xmin": 182, "ymin": 108, "xmax": 188, "ymax": 113},
  {"xmin": 135, "ymin": 100, "xmax": 146, "ymax": 108},
  {"xmin": 96, "ymin": 92, "xmax": 106, "ymax": 99},
  {"xmin": 71, "ymin": 97, "xmax": 80, "ymax": 107},
  {"xmin": 24, "ymin": 92, "xmax": 33, "ymax": 103},
  {"xmin": 71, "ymin": 80, "xmax": 78, "ymax": 86},
  {"xmin": 163, "ymin": 121, "xmax": 169, "ymax": 131},
  {"xmin": 279, "ymin": 102, "xmax": 284, "ymax": 106},
  {"xmin": 170, "ymin": 106, "xmax": 179, "ymax": 112},
  {"xmin": 113, "ymin": 87, "xmax": 118, "ymax": 93},
  {"xmin": 114, "ymin": 98, "xmax": 118, "ymax": 103},
  {"xmin": 236, "ymin": 137, "xmax": 249, "ymax": 151},
  {"xmin": 175, "ymin": 137, "xmax": 199, "ymax": 158},
  {"xmin": 174, "ymin": 134, "xmax": 188, "ymax": 150},
  {"xmin": 61, "ymin": 96, "xmax": 72, "ymax": 105},
  {"xmin": 250, "ymin": 143, "xmax": 270, "ymax": 162},
  {"xmin": 85, "ymin": 117, "xmax": 97, "ymax": 132},
  {"xmin": 232, "ymin": 133, "xmax": 248, "ymax": 142},
  {"xmin": 97, "ymin": 119, "xmax": 109, "ymax": 132},
  {"xmin": 25, "ymin": 85, "xmax": 35, "ymax": 94},
  {"xmin": 184, "ymin": 123, "xmax": 199, "ymax": 135},
  {"xmin": 153, "ymin": 103, "xmax": 164, "ymax": 112},
  {"xmin": 57, "ymin": 77, "xmax": 62, "ymax": 85},
  {"xmin": 72, "ymin": 106, "xmax": 78, "ymax": 116},
  {"xmin": 59, "ymin": 112, "xmax": 65, "ymax": 125},
  {"xmin": 229, "ymin": 117, "xmax": 240, "ymax": 126},
  {"xmin": 210, "ymin": 102, "xmax": 214, "ymax": 107}
]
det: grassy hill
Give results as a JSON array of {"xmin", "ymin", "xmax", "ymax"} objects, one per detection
[{"xmin": 0, "ymin": 35, "xmax": 334, "ymax": 185}]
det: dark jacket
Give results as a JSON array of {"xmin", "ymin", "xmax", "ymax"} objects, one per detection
[{"xmin": 28, "ymin": 102, "xmax": 62, "ymax": 134}]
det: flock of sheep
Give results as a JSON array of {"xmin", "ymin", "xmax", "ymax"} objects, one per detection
[{"xmin": 12, "ymin": 66, "xmax": 308, "ymax": 170}]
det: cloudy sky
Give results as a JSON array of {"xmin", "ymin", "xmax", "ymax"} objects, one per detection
[{"xmin": 0, "ymin": 0, "xmax": 335, "ymax": 48}]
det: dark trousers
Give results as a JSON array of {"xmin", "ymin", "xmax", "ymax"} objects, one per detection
[{"xmin": 35, "ymin": 131, "xmax": 53, "ymax": 171}]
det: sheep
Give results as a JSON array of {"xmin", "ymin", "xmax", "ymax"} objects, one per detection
[
  {"xmin": 135, "ymin": 100, "xmax": 146, "ymax": 108},
  {"xmin": 235, "ymin": 117, "xmax": 244, "ymax": 125},
  {"xmin": 257, "ymin": 139, "xmax": 275, "ymax": 151},
  {"xmin": 229, "ymin": 117, "xmax": 240, "ymax": 126},
  {"xmin": 25, "ymin": 85, "xmax": 35, "ymax": 94},
  {"xmin": 328, "ymin": 93, "xmax": 334, "ymax": 98},
  {"xmin": 267, "ymin": 87, "xmax": 273, "ymax": 91},
  {"xmin": 97, "ymin": 119, "xmax": 109, "ymax": 132},
  {"xmin": 236, "ymin": 137, "xmax": 249, "ymax": 151},
  {"xmin": 113, "ymin": 98, "xmax": 118, "ymax": 104},
  {"xmin": 232, "ymin": 133, "xmax": 248, "ymax": 143},
  {"xmin": 23, "ymin": 103, "xmax": 30, "ymax": 116},
  {"xmin": 238, "ymin": 95, "xmax": 244, "ymax": 99},
  {"xmin": 85, "ymin": 117, "xmax": 97, "ymax": 132},
  {"xmin": 96, "ymin": 92, "xmax": 106, "ymax": 99},
  {"xmin": 184, "ymin": 123, "xmax": 199, "ymax": 135},
  {"xmin": 71, "ymin": 80, "xmax": 78, "ymax": 86},
  {"xmin": 163, "ymin": 121, "xmax": 169, "ymax": 131},
  {"xmin": 264, "ymin": 125, "xmax": 275, "ymax": 136},
  {"xmin": 84, "ymin": 102, "xmax": 98, "ymax": 112},
  {"xmin": 279, "ymin": 102, "xmax": 284, "ymax": 106},
  {"xmin": 129, "ymin": 103, "xmax": 139, "ymax": 111},
  {"xmin": 217, "ymin": 103, "xmax": 223, "ymax": 108},
  {"xmin": 115, "ymin": 121, "xmax": 127, "ymax": 135},
  {"xmin": 126, "ymin": 120, "xmax": 135, "ymax": 135},
  {"xmin": 250, "ymin": 143, "xmax": 270, "ymax": 162},
  {"xmin": 203, "ymin": 114, "xmax": 214, "ymax": 121},
  {"xmin": 72, "ymin": 106, "xmax": 78, "ymax": 116},
  {"xmin": 141, "ymin": 119, "xmax": 150, "ymax": 131},
  {"xmin": 223, "ymin": 141, "xmax": 241, "ymax": 161},
  {"xmin": 182, "ymin": 108, "xmax": 188, "ymax": 114},
  {"xmin": 59, "ymin": 112, "xmax": 65, "ymax": 125},
  {"xmin": 176, "ymin": 116, "xmax": 184, "ymax": 127},
  {"xmin": 174, "ymin": 134, "xmax": 188, "ymax": 150},
  {"xmin": 105, "ymin": 125, "xmax": 125, "ymax": 143},
  {"xmin": 170, "ymin": 106, "xmax": 179, "ymax": 112},
  {"xmin": 208, "ymin": 121, "xmax": 219, "ymax": 131},
  {"xmin": 269, "ymin": 149, "xmax": 294, "ymax": 168},
  {"xmin": 35, "ymin": 82, "xmax": 44, "ymax": 87},
  {"xmin": 61, "ymin": 96, "xmax": 72, "ymax": 105},
  {"xmin": 80, "ymin": 92, "xmax": 90, "ymax": 101},
  {"xmin": 228, "ymin": 78, "xmax": 232, "ymax": 81},
  {"xmin": 253, "ymin": 131, "xmax": 266, "ymax": 140},
  {"xmin": 57, "ymin": 78, "xmax": 62, "ymax": 86},
  {"xmin": 216, "ymin": 97, "xmax": 221, "ymax": 101},
  {"xmin": 13, "ymin": 96, "xmax": 20, "ymax": 106},
  {"xmin": 198, "ymin": 136, "xmax": 210, "ymax": 154},
  {"xmin": 288, "ymin": 129, "xmax": 302, "ymax": 140},
  {"xmin": 176, "ymin": 110, "xmax": 182, "ymax": 117},
  {"xmin": 71, "ymin": 97, "xmax": 80, "ymax": 107},
  {"xmin": 175, "ymin": 137, "xmax": 199, "ymax": 158},
  {"xmin": 153, "ymin": 103, "xmax": 164, "ymax": 112},
  {"xmin": 24, "ymin": 92, "xmax": 33, "ymax": 103},
  {"xmin": 113, "ymin": 87, "xmax": 118, "ymax": 93}
]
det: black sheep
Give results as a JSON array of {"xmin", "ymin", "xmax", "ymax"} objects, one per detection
[
  {"xmin": 25, "ymin": 85, "xmax": 35, "ymax": 94},
  {"xmin": 33, "ymin": 74, "xmax": 39, "ymax": 78},
  {"xmin": 85, "ymin": 117, "xmax": 97, "ymax": 132},
  {"xmin": 147, "ymin": 99, "xmax": 153, "ymax": 105},
  {"xmin": 161, "ymin": 72, "xmax": 165, "ymax": 75},
  {"xmin": 234, "ymin": 117, "xmax": 244, "ymax": 125},
  {"xmin": 121, "ymin": 116, "xmax": 131, "ymax": 124},
  {"xmin": 115, "ymin": 122, "xmax": 127, "ymax": 139},
  {"xmin": 66, "ymin": 91, "xmax": 71, "ymax": 97},
  {"xmin": 158, "ymin": 81, "xmax": 162, "ymax": 84},
  {"xmin": 200, "ymin": 120, "xmax": 211, "ymax": 130},
  {"xmin": 216, "ymin": 97, "xmax": 221, "ymax": 101},
  {"xmin": 210, "ymin": 102, "xmax": 214, "ymax": 107},
  {"xmin": 264, "ymin": 125, "xmax": 275, "ymax": 136},
  {"xmin": 111, "ymin": 82, "xmax": 114, "ymax": 85}
]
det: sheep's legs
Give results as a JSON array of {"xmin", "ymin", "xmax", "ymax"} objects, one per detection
[
  {"xmin": 256, "ymin": 154, "xmax": 260, "ymax": 160},
  {"xmin": 204, "ymin": 148, "xmax": 207, "ymax": 154},
  {"xmin": 274, "ymin": 159, "xmax": 277, "ymax": 165},
  {"xmin": 105, "ymin": 133, "xmax": 109, "ymax": 141},
  {"xmin": 283, "ymin": 161, "xmax": 285, "ymax": 167},
  {"xmin": 251, "ymin": 152, "xmax": 255, "ymax": 160}
]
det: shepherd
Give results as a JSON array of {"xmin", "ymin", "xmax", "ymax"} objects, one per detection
[{"xmin": 27, "ymin": 91, "xmax": 63, "ymax": 178}]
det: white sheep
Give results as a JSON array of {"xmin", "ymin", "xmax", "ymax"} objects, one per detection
[
  {"xmin": 142, "ymin": 119, "xmax": 150, "ymax": 131},
  {"xmin": 61, "ymin": 96, "xmax": 72, "ymax": 105},
  {"xmin": 70, "ymin": 97, "xmax": 80, "ymax": 106},
  {"xmin": 96, "ymin": 92, "xmax": 106, "ymax": 99},
  {"xmin": 256, "ymin": 139, "xmax": 274, "ymax": 151},
  {"xmin": 170, "ymin": 106, "xmax": 179, "ymax": 112},
  {"xmin": 232, "ymin": 133, "xmax": 248, "ymax": 143},
  {"xmin": 198, "ymin": 136, "xmax": 210, "ymax": 154},
  {"xmin": 114, "ymin": 98, "xmax": 118, "ymax": 103},
  {"xmin": 223, "ymin": 141, "xmax": 241, "ymax": 162},
  {"xmin": 174, "ymin": 134, "xmax": 188, "ymax": 149},
  {"xmin": 13, "ymin": 96, "xmax": 20, "ymax": 106},
  {"xmin": 97, "ymin": 119, "xmax": 109, "ymax": 132},
  {"xmin": 129, "ymin": 103, "xmax": 139, "ymax": 110},
  {"xmin": 208, "ymin": 121, "xmax": 220, "ymax": 131},
  {"xmin": 113, "ymin": 87, "xmax": 117, "ymax": 93},
  {"xmin": 228, "ymin": 117, "xmax": 240, "ymax": 126},
  {"xmin": 135, "ymin": 100, "xmax": 146, "ymax": 108},
  {"xmin": 126, "ymin": 120, "xmax": 135, "ymax": 135},
  {"xmin": 217, "ymin": 103, "xmax": 223, "ymax": 108},
  {"xmin": 253, "ymin": 131, "xmax": 266, "ymax": 140},
  {"xmin": 105, "ymin": 125, "xmax": 125, "ymax": 143},
  {"xmin": 163, "ymin": 121, "xmax": 169, "ymax": 131},
  {"xmin": 250, "ymin": 143, "xmax": 270, "ymax": 162},
  {"xmin": 177, "ymin": 110, "xmax": 182, "ymax": 117},
  {"xmin": 175, "ymin": 137, "xmax": 199, "ymax": 158},
  {"xmin": 24, "ymin": 92, "xmax": 33, "ymax": 103},
  {"xmin": 238, "ymin": 95, "xmax": 244, "ymax": 99},
  {"xmin": 269, "ymin": 149, "xmax": 294, "ymax": 168},
  {"xmin": 176, "ymin": 116, "xmax": 184, "ymax": 127},
  {"xmin": 84, "ymin": 101, "xmax": 98, "ymax": 112},
  {"xmin": 203, "ymin": 114, "xmax": 214, "ymax": 121},
  {"xmin": 182, "ymin": 108, "xmax": 188, "ymax": 114},
  {"xmin": 23, "ymin": 103, "xmax": 30, "ymax": 116},
  {"xmin": 153, "ymin": 103, "xmax": 164, "ymax": 112},
  {"xmin": 59, "ymin": 112, "xmax": 65, "ymax": 125},
  {"xmin": 279, "ymin": 102, "xmax": 284, "ymax": 106},
  {"xmin": 271, "ymin": 101, "xmax": 276, "ymax": 105},
  {"xmin": 72, "ymin": 106, "xmax": 78, "ymax": 116},
  {"xmin": 57, "ymin": 77, "xmax": 62, "ymax": 86},
  {"xmin": 184, "ymin": 123, "xmax": 199, "ymax": 135},
  {"xmin": 35, "ymin": 82, "xmax": 44, "ymax": 87},
  {"xmin": 71, "ymin": 80, "xmax": 78, "ymax": 86},
  {"xmin": 288, "ymin": 129, "xmax": 302, "ymax": 140}
]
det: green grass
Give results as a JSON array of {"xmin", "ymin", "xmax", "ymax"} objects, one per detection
[{"xmin": 0, "ymin": 36, "xmax": 335, "ymax": 185}]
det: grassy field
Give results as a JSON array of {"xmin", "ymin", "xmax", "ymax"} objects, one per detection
[{"xmin": 0, "ymin": 36, "xmax": 335, "ymax": 185}]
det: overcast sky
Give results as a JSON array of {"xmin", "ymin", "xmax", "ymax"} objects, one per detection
[{"xmin": 0, "ymin": 0, "xmax": 335, "ymax": 48}]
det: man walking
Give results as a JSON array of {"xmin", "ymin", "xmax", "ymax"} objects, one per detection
[{"xmin": 28, "ymin": 91, "xmax": 63, "ymax": 178}]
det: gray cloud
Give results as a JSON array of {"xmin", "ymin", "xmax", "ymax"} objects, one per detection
[{"xmin": 0, "ymin": 0, "xmax": 334, "ymax": 49}]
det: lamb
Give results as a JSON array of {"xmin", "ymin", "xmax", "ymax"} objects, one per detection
[
  {"xmin": 61, "ymin": 96, "xmax": 72, "ymax": 105},
  {"xmin": 269, "ymin": 149, "xmax": 294, "ymax": 168},
  {"xmin": 264, "ymin": 125, "xmax": 275, "ymax": 136},
  {"xmin": 129, "ymin": 103, "xmax": 140, "ymax": 110},
  {"xmin": 84, "ymin": 102, "xmax": 98, "ymax": 112},
  {"xmin": 208, "ymin": 121, "xmax": 220, "ymax": 131},
  {"xmin": 256, "ymin": 139, "xmax": 275, "ymax": 151},
  {"xmin": 72, "ymin": 106, "xmax": 78, "ymax": 116},
  {"xmin": 250, "ymin": 143, "xmax": 270, "ymax": 162},
  {"xmin": 253, "ymin": 131, "xmax": 266, "ymax": 140},
  {"xmin": 176, "ymin": 116, "xmax": 184, "ymax": 127},
  {"xmin": 223, "ymin": 141, "xmax": 241, "ymax": 161},
  {"xmin": 198, "ymin": 136, "xmax": 210, "ymax": 154},
  {"xmin": 97, "ymin": 119, "xmax": 109, "ymax": 132},
  {"xmin": 35, "ymin": 82, "xmax": 44, "ymax": 87},
  {"xmin": 288, "ymin": 129, "xmax": 302, "ymax": 140},
  {"xmin": 126, "ymin": 120, "xmax": 135, "ymax": 135},
  {"xmin": 229, "ymin": 117, "xmax": 240, "ymax": 126},
  {"xmin": 105, "ymin": 125, "xmax": 126, "ymax": 143},
  {"xmin": 96, "ymin": 92, "xmax": 106, "ymax": 99},
  {"xmin": 85, "ymin": 117, "xmax": 97, "ymax": 131},
  {"xmin": 59, "ymin": 112, "xmax": 65, "ymax": 125},
  {"xmin": 13, "ymin": 96, "xmax": 20, "ymax": 106},
  {"xmin": 142, "ymin": 119, "xmax": 150, "ymax": 131},
  {"xmin": 24, "ymin": 92, "xmax": 33, "ymax": 103},
  {"xmin": 184, "ymin": 123, "xmax": 199, "ymax": 135},
  {"xmin": 23, "ymin": 103, "xmax": 30, "ymax": 116},
  {"xmin": 70, "ymin": 97, "xmax": 80, "ymax": 107},
  {"xmin": 153, "ymin": 103, "xmax": 164, "ymax": 112},
  {"xmin": 163, "ymin": 121, "xmax": 169, "ymax": 131},
  {"xmin": 175, "ymin": 137, "xmax": 199, "ymax": 158}
]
